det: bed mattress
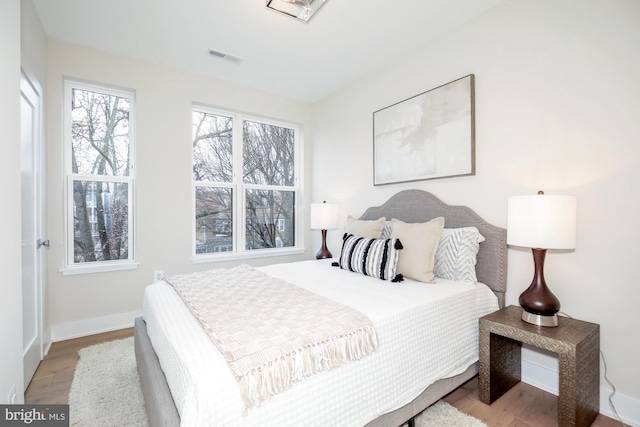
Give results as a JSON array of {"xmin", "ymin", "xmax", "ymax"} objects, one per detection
[{"xmin": 142, "ymin": 259, "xmax": 499, "ymax": 426}]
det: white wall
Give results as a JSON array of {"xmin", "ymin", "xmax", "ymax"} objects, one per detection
[
  {"xmin": 1, "ymin": 0, "xmax": 25, "ymax": 404},
  {"xmin": 311, "ymin": 0, "xmax": 640, "ymax": 424},
  {"xmin": 45, "ymin": 40, "xmax": 314, "ymax": 339},
  {"xmin": 21, "ymin": 0, "xmax": 47, "ymax": 83}
]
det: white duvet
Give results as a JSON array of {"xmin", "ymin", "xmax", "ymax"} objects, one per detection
[{"xmin": 142, "ymin": 259, "xmax": 499, "ymax": 426}]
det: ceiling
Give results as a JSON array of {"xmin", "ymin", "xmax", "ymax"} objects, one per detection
[{"xmin": 32, "ymin": 0, "xmax": 506, "ymax": 103}]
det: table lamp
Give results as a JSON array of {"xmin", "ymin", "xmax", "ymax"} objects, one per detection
[
  {"xmin": 310, "ymin": 201, "xmax": 338, "ymax": 259},
  {"xmin": 507, "ymin": 191, "xmax": 577, "ymax": 327}
]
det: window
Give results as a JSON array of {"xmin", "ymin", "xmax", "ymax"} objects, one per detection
[
  {"xmin": 63, "ymin": 80, "xmax": 135, "ymax": 273},
  {"xmin": 192, "ymin": 106, "xmax": 301, "ymax": 259}
]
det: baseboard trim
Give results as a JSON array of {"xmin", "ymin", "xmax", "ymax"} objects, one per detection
[
  {"xmin": 51, "ymin": 311, "xmax": 141, "ymax": 342},
  {"xmin": 522, "ymin": 356, "xmax": 640, "ymax": 426},
  {"xmin": 43, "ymin": 325, "xmax": 52, "ymax": 356}
]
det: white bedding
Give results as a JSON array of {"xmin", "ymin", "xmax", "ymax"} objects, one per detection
[{"xmin": 142, "ymin": 259, "xmax": 499, "ymax": 426}]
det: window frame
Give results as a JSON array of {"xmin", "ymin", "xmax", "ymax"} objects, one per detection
[
  {"xmin": 191, "ymin": 104, "xmax": 304, "ymax": 262},
  {"xmin": 61, "ymin": 79, "xmax": 137, "ymax": 275}
]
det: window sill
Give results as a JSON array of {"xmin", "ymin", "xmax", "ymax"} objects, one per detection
[
  {"xmin": 191, "ymin": 247, "xmax": 305, "ymax": 264},
  {"xmin": 60, "ymin": 261, "xmax": 140, "ymax": 276}
]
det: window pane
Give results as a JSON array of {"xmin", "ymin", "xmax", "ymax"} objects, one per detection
[
  {"xmin": 71, "ymin": 88, "xmax": 130, "ymax": 176},
  {"xmin": 73, "ymin": 180, "xmax": 129, "ymax": 262},
  {"xmin": 245, "ymin": 189, "xmax": 295, "ymax": 250},
  {"xmin": 195, "ymin": 186, "xmax": 233, "ymax": 254},
  {"xmin": 193, "ymin": 112, "xmax": 233, "ymax": 183},
  {"xmin": 243, "ymin": 120, "xmax": 295, "ymax": 186}
]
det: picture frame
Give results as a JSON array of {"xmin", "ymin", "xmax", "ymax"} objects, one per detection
[{"xmin": 373, "ymin": 74, "xmax": 475, "ymax": 185}]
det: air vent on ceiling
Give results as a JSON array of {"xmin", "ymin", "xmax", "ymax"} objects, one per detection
[{"xmin": 208, "ymin": 49, "xmax": 243, "ymax": 64}]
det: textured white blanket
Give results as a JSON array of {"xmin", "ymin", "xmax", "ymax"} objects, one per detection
[{"xmin": 164, "ymin": 264, "xmax": 378, "ymax": 408}]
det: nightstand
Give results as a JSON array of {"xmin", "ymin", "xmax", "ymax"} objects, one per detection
[{"xmin": 479, "ymin": 305, "xmax": 599, "ymax": 427}]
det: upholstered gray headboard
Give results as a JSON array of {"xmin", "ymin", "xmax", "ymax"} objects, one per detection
[{"xmin": 359, "ymin": 190, "xmax": 507, "ymax": 307}]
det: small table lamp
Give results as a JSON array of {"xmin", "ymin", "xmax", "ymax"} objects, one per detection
[
  {"xmin": 310, "ymin": 201, "xmax": 338, "ymax": 259},
  {"xmin": 507, "ymin": 191, "xmax": 577, "ymax": 327}
]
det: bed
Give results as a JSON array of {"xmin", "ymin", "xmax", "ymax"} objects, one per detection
[{"xmin": 134, "ymin": 189, "xmax": 507, "ymax": 426}]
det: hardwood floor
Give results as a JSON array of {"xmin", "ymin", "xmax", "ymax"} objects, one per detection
[
  {"xmin": 442, "ymin": 376, "xmax": 626, "ymax": 427},
  {"xmin": 25, "ymin": 329, "xmax": 627, "ymax": 427},
  {"xmin": 25, "ymin": 328, "xmax": 134, "ymax": 405}
]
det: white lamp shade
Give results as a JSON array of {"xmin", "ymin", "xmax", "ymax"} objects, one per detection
[
  {"xmin": 507, "ymin": 194, "xmax": 577, "ymax": 249},
  {"xmin": 310, "ymin": 202, "xmax": 338, "ymax": 230}
]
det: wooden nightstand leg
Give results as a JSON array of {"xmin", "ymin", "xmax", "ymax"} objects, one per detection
[
  {"xmin": 558, "ymin": 332, "xmax": 599, "ymax": 427},
  {"xmin": 558, "ymin": 351, "xmax": 576, "ymax": 427},
  {"xmin": 479, "ymin": 323, "xmax": 491, "ymax": 403},
  {"xmin": 479, "ymin": 328, "xmax": 522, "ymax": 404},
  {"xmin": 490, "ymin": 333, "xmax": 522, "ymax": 403}
]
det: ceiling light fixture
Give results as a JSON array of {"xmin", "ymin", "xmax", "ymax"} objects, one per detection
[{"xmin": 266, "ymin": 0, "xmax": 328, "ymax": 22}]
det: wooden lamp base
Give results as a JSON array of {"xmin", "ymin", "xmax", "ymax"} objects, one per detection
[
  {"xmin": 315, "ymin": 229, "xmax": 333, "ymax": 259},
  {"xmin": 519, "ymin": 248, "xmax": 561, "ymax": 327}
]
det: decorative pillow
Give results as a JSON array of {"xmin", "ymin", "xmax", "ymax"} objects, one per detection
[
  {"xmin": 390, "ymin": 217, "xmax": 445, "ymax": 283},
  {"xmin": 344, "ymin": 216, "xmax": 386, "ymax": 239},
  {"xmin": 434, "ymin": 227, "xmax": 485, "ymax": 284},
  {"xmin": 380, "ymin": 220, "xmax": 392, "ymax": 240},
  {"xmin": 338, "ymin": 233, "xmax": 403, "ymax": 281}
]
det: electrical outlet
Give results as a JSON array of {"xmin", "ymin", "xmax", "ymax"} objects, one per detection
[
  {"xmin": 153, "ymin": 270, "xmax": 164, "ymax": 282},
  {"xmin": 8, "ymin": 384, "xmax": 16, "ymax": 404}
]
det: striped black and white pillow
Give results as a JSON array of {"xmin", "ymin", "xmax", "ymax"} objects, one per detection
[{"xmin": 338, "ymin": 233, "xmax": 403, "ymax": 282}]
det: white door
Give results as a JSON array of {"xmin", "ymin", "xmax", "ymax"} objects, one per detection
[{"xmin": 21, "ymin": 70, "xmax": 44, "ymax": 389}]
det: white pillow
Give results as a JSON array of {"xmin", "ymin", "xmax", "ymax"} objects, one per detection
[
  {"xmin": 433, "ymin": 227, "xmax": 485, "ymax": 284},
  {"xmin": 390, "ymin": 217, "xmax": 445, "ymax": 283},
  {"xmin": 344, "ymin": 216, "xmax": 386, "ymax": 239}
]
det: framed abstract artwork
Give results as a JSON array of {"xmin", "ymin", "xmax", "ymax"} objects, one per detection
[{"xmin": 373, "ymin": 74, "xmax": 475, "ymax": 185}]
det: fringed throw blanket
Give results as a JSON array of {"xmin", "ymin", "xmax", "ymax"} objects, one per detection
[{"xmin": 164, "ymin": 264, "xmax": 378, "ymax": 408}]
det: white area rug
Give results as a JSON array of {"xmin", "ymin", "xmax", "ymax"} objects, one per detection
[
  {"xmin": 68, "ymin": 337, "xmax": 487, "ymax": 427},
  {"xmin": 412, "ymin": 400, "xmax": 488, "ymax": 427},
  {"xmin": 68, "ymin": 337, "xmax": 148, "ymax": 426}
]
